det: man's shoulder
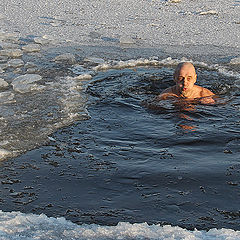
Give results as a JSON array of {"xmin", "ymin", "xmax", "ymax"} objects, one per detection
[
  {"xmin": 161, "ymin": 86, "xmax": 175, "ymax": 94},
  {"xmin": 157, "ymin": 86, "xmax": 178, "ymax": 100},
  {"xmin": 198, "ymin": 86, "xmax": 215, "ymax": 97}
]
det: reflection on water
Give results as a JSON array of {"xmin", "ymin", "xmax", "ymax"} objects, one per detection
[
  {"xmin": 178, "ymin": 112, "xmax": 196, "ymax": 132},
  {"xmin": 146, "ymin": 98, "xmax": 198, "ymax": 131},
  {"xmin": 149, "ymin": 95, "xmax": 226, "ymax": 132}
]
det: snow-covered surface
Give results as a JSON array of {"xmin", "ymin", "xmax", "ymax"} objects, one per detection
[
  {"xmin": 0, "ymin": 0, "xmax": 240, "ymax": 239},
  {"xmin": 0, "ymin": 0, "xmax": 239, "ymax": 48},
  {"xmin": 0, "ymin": 210, "xmax": 240, "ymax": 240}
]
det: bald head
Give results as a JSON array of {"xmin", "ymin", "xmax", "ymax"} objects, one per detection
[
  {"xmin": 173, "ymin": 62, "xmax": 197, "ymax": 96},
  {"xmin": 174, "ymin": 62, "xmax": 196, "ymax": 79},
  {"xmin": 159, "ymin": 62, "xmax": 215, "ymax": 99}
]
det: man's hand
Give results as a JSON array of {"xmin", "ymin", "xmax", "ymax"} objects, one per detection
[
  {"xmin": 199, "ymin": 96, "xmax": 215, "ymax": 104},
  {"xmin": 156, "ymin": 93, "xmax": 179, "ymax": 100}
]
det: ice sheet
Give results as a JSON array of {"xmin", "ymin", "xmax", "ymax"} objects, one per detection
[
  {"xmin": 0, "ymin": 0, "xmax": 239, "ymax": 49},
  {"xmin": 1, "ymin": 210, "xmax": 240, "ymax": 240}
]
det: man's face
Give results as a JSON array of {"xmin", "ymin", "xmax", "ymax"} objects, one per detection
[{"xmin": 174, "ymin": 65, "xmax": 197, "ymax": 96}]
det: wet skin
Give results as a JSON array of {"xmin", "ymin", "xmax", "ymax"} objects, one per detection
[{"xmin": 157, "ymin": 62, "xmax": 215, "ymax": 104}]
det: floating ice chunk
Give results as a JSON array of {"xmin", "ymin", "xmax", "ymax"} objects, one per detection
[
  {"xmin": 0, "ymin": 42, "xmax": 19, "ymax": 49},
  {"xmin": 0, "ymin": 140, "xmax": 9, "ymax": 146},
  {"xmin": 13, "ymin": 68, "xmax": 22, "ymax": 74},
  {"xmin": 12, "ymin": 74, "xmax": 42, "ymax": 85},
  {"xmin": 25, "ymin": 62, "xmax": 37, "ymax": 69},
  {"xmin": 0, "ymin": 148, "xmax": 12, "ymax": 160},
  {"xmin": 199, "ymin": 10, "xmax": 218, "ymax": 15},
  {"xmin": 0, "ymin": 49, "xmax": 23, "ymax": 57},
  {"xmin": 48, "ymin": 136, "xmax": 56, "ymax": 142},
  {"xmin": 0, "ymin": 63, "xmax": 8, "ymax": 70},
  {"xmin": 50, "ymin": 21, "xmax": 62, "ymax": 27},
  {"xmin": 75, "ymin": 74, "xmax": 92, "ymax": 80},
  {"xmin": 34, "ymin": 37, "xmax": 50, "ymax": 45},
  {"xmin": 13, "ymin": 83, "xmax": 45, "ymax": 93},
  {"xmin": 43, "ymin": 35, "xmax": 55, "ymax": 41},
  {"xmin": 11, "ymin": 74, "xmax": 44, "ymax": 93},
  {"xmin": 168, "ymin": 0, "xmax": 181, "ymax": 3},
  {"xmin": 159, "ymin": 57, "xmax": 184, "ymax": 65},
  {"xmin": 22, "ymin": 44, "xmax": 41, "ymax": 53},
  {"xmin": 0, "ymin": 56, "xmax": 8, "ymax": 63},
  {"xmin": 49, "ymin": 18, "xmax": 65, "ymax": 27},
  {"xmin": 120, "ymin": 36, "xmax": 135, "ymax": 44},
  {"xmin": 230, "ymin": 57, "xmax": 240, "ymax": 65},
  {"xmin": 0, "ymin": 66, "xmax": 5, "ymax": 73},
  {"xmin": 235, "ymin": 80, "xmax": 240, "ymax": 88},
  {"xmin": 93, "ymin": 58, "xmax": 160, "ymax": 71},
  {"xmin": 0, "ymin": 91, "xmax": 15, "ymax": 103},
  {"xmin": 92, "ymin": 57, "xmax": 190, "ymax": 71},
  {"xmin": 84, "ymin": 57, "xmax": 105, "ymax": 64},
  {"xmin": 70, "ymin": 65, "xmax": 95, "ymax": 75},
  {"xmin": 25, "ymin": 62, "xmax": 38, "ymax": 73},
  {"xmin": 0, "ymin": 78, "xmax": 9, "ymax": 88},
  {"xmin": 7, "ymin": 59, "xmax": 24, "ymax": 68},
  {"xmin": 26, "ymin": 68, "xmax": 39, "ymax": 74},
  {"xmin": 0, "ymin": 32, "xmax": 20, "ymax": 42},
  {"xmin": 54, "ymin": 53, "xmax": 76, "ymax": 64}
]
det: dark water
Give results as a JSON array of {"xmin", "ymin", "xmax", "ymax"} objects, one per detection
[{"xmin": 1, "ymin": 65, "xmax": 240, "ymax": 230}]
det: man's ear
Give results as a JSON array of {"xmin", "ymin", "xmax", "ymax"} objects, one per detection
[{"xmin": 194, "ymin": 74, "xmax": 197, "ymax": 83}]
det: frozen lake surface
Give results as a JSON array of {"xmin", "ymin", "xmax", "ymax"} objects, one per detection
[{"xmin": 0, "ymin": 0, "xmax": 240, "ymax": 238}]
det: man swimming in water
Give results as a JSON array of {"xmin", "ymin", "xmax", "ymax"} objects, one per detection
[{"xmin": 157, "ymin": 62, "xmax": 215, "ymax": 104}]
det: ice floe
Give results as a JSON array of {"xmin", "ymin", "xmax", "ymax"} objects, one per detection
[
  {"xmin": 84, "ymin": 57, "xmax": 105, "ymax": 64},
  {"xmin": 11, "ymin": 74, "xmax": 44, "ymax": 93},
  {"xmin": 0, "ymin": 42, "xmax": 19, "ymax": 49},
  {"xmin": 199, "ymin": 10, "xmax": 218, "ymax": 15},
  {"xmin": 120, "ymin": 36, "xmax": 135, "ymax": 45},
  {"xmin": 33, "ymin": 37, "xmax": 51, "ymax": 45},
  {"xmin": 0, "ymin": 210, "xmax": 240, "ymax": 240},
  {"xmin": 0, "ymin": 78, "xmax": 9, "ymax": 88},
  {"xmin": 22, "ymin": 44, "xmax": 41, "ymax": 53},
  {"xmin": 0, "ymin": 149, "xmax": 12, "ymax": 159},
  {"xmin": 168, "ymin": 0, "xmax": 182, "ymax": 3},
  {"xmin": 53, "ymin": 53, "xmax": 76, "ymax": 64},
  {"xmin": 7, "ymin": 59, "xmax": 24, "ymax": 68},
  {"xmin": 0, "ymin": 49, "xmax": 23, "ymax": 58},
  {"xmin": 0, "ymin": 91, "xmax": 15, "ymax": 103},
  {"xmin": 230, "ymin": 57, "xmax": 240, "ymax": 65}
]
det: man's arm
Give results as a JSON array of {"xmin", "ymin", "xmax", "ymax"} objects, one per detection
[
  {"xmin": 156, "ymin": 87, "xmax": 178, "ymax": 100},
  {"xmin": 200, "ymin": 87, "xmax": 215, "ymax": 97},
  {"xmin": 199, "ymin": 87, "xmax": 215, "ymax": 104}
]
